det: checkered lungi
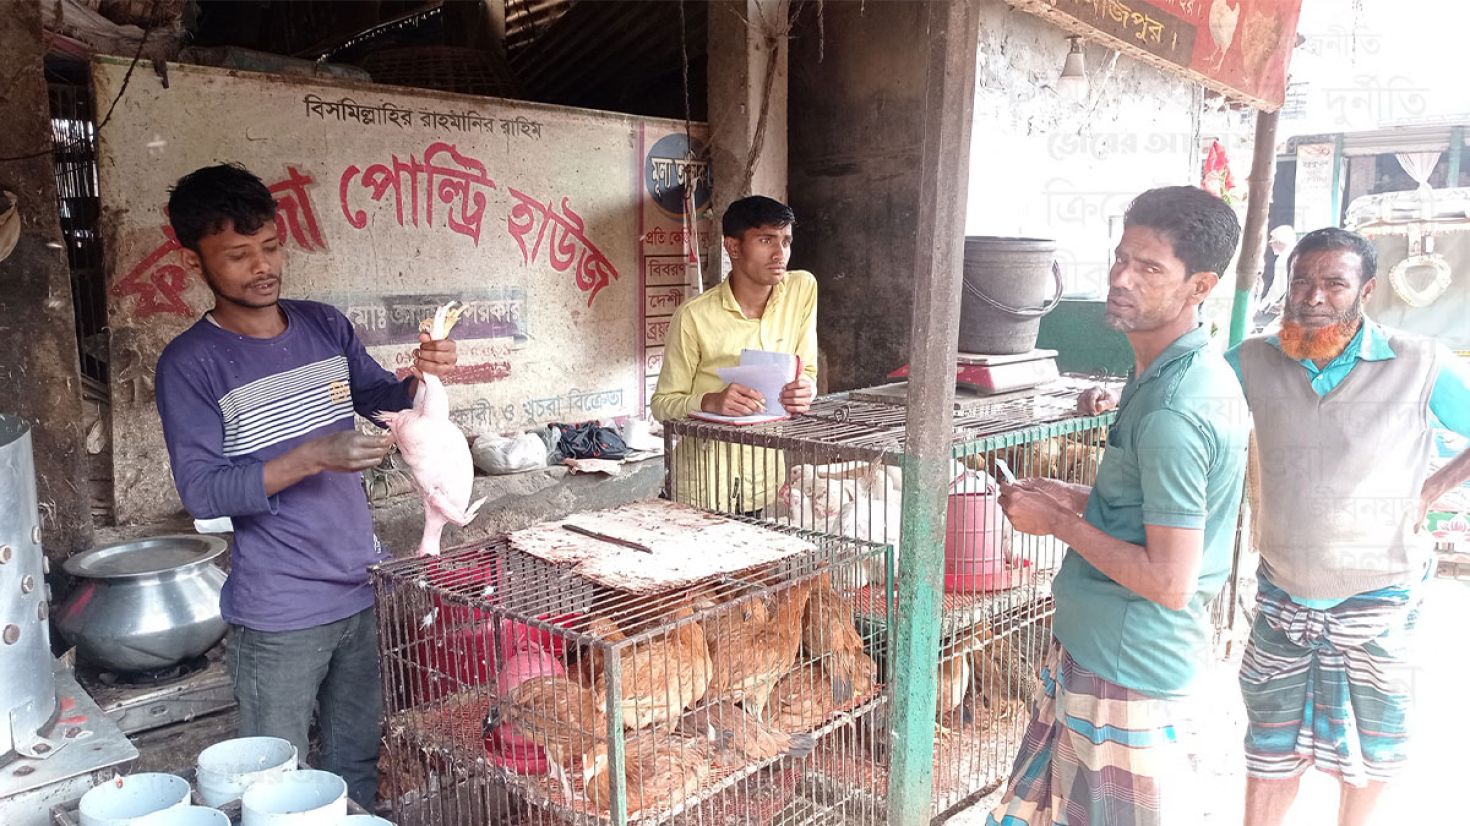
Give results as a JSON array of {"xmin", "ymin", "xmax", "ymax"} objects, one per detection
[
  {"xmin": 987, "ymin": 639, "xmax": 1199, "ymax": 826},
  {"xmin": 1239, "ymin": 569, "xmax": 1425, "ymax": 786}
]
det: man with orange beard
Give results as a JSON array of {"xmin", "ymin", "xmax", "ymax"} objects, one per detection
[{"xmin": 1225, "ymin": 227, "xmax": 1470, "ymax": 826}]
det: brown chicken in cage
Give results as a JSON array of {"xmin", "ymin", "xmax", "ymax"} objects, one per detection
[
  {"xmin": 976, "ymin": 620, "xmax": 1050, "ymax": 713},
  {"xmin": 950, "ymin": 622, "xmax": 1049, "ymax": 731},
  {"xmin": 699, "ymin": 578, "xmax": 815, "ymax": 718},
  {"xmin": 969, "ymin": 641, "xmax": 1031, "ymax": 723},
  {"xmin": 935, "ymin": 642, "xmax": 975, "ymax": 732},
  {"xmin": 584, "ymin": 730, "xmax": 713, "ymax": 816},
  {"xmin": 587, "ymin": 602, "xmax": 713, "ymax": 731},
  {"xmin": 485, "ymin": 673, "xmax": 605, "ymax": 803},
  {"xmin": 764, "ymin": 659, "xmax": 867, "ymax": 733},
  {"xmin": 969, "ymin": 434, "xmax": 1106, "ymax": 485},
  {"xmin": 677, "ymin": 699, "xmax": 815, "ymax": 767},
  {"xmin": 800, "ymin": 572, "xmax": 876, "ymax": 703}
]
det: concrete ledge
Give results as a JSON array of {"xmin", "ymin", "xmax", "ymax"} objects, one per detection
[
  {"xmin": 370, "ymin": 458, "xmax": 665, "ymax": 559},
  {"xmin": 91, "ymin": 459, "xmax": 664, "ymax": 561}
]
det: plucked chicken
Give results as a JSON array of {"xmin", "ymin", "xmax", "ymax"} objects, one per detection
[{"xmin": 377, "ymin": 301, "xmax": 484, "ymax": 555}]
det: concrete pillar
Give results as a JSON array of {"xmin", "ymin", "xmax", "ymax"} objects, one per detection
[
  {"xmin": 788, "ymin": 1, "xmax": 930, "ymax": 391},
  {"xmin": 706, "ymin": 0, "xmax": 789, "ymax": 282},
  {"xmin": 0, "ymin": 0, "xmax": 95, "ymax": 560}
]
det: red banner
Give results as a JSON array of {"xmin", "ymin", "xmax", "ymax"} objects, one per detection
[{"xmin": 1006, "ymin": 0, "xmax": 1302, "ymax": 111}]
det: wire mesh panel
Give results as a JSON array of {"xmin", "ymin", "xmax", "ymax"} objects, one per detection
[
  {"xmin": 373, "ymin": 520, "xmax": 892, "ymax": 826},
  {"xmin": 664, "ymin": 382, "xmax": 1119, "ymax": 815}
]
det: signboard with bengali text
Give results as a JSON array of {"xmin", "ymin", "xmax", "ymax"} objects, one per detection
[
  {"xmin": 94, "ymin": 58, "xmax": 706, "ymax": 523},
  {"xmin": 1005, "ymin": 0, "xmax": 1303, "ymax": 111}
]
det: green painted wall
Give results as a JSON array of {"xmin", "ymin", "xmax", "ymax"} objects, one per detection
[{"xmin": 1036, "ymin": 298, "xmax": 1132, "ymax": 376}]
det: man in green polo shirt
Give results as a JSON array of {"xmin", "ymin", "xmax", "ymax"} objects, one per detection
[{"xmin": 987, "ymin": 186, "xmax": 1249, "ymax": 826}]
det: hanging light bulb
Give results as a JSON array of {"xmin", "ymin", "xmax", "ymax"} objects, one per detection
[{"xmin": 1058, "ymin": 36, "xmax": 1089, "ymax": 104}]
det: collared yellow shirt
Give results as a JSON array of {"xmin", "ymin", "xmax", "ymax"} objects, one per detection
[{"xmin": 652, "ymin": 270, "xmax": 819, "ymax": 511}]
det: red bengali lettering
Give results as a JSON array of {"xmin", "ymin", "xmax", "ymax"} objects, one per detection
[
  {"xmin": 111, "ymin": 229, "xmax": 191, "ymax": 318},
  {"xmin": 505, "ymin": 188, "xmax": 620, "ymax": 306},
  {"xmin": 116, "ymin": 170, "xmax": 327, "ymax": 319},
  {"xmin": 268, "ymin": 166, "xmax": 326, "ymax": 251},
  {"xmin": 339, "ymin": 143, "xmax": 495, "ymax": 244}
]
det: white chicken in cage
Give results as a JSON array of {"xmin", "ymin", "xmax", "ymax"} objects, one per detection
[
  {"xmin": 773, "ymin": 459, "xmax": 993, "ymax": 587},
  {"xmin": 773, "ymin": 463, "xmax": 902, "ymax": 588}
]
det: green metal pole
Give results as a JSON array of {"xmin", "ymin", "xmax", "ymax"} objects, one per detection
[
  {"xmin": 1228, "ymin": 287, "xmax": 1251, "ymax": 345},
  {"xmin": 1448, "ymin": 126, "xmax": 1463, "ymax": 188},
  {"xmin": 888, "ymin": 2, "xmax": 980, "ymax": 823},
  {"xmin": 1229, "ymin": 110, "xmax": 1280, "ymax": 347}
]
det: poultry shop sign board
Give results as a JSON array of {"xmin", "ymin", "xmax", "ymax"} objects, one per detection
[
  {"xmin": 94, "ymin": 58, "xmax": 710, "ymax": 524},
  {"xmin": 1004, "ymin": 0, "xmax": 1303, "ymax": 111}
]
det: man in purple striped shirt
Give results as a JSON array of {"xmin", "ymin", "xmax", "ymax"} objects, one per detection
[{"xmin": 155, "ymin": 164, "xmax": 457, "ymax": 807}]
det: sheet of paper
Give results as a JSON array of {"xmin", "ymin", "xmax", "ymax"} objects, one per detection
[
  {"xmin": 714, "ymin": 350, "xmax": 798, "ymax": 417},
  {"xmin": 714, "ymin": 364, "xmax": 792, "ymax": 418},
  {"xmin": 739, "ymin": 349, "xmax": 797, "ymax": 368}
]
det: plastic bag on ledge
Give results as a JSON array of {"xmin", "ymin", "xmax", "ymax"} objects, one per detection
[{"xmin": 471, "ymin": 431, "xmax": 549, "ymax": 475}]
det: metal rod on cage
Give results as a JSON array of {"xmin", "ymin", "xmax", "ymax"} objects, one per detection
[{"xmin": 605, "ymin": 638, "xmax": 628, "ymax": 826}]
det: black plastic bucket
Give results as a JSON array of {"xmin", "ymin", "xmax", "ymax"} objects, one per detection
[{"xmin": 958, "ymin": 236, "xmax": 1065, "ymax": 355}]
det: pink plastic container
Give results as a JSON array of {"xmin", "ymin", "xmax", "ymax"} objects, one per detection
[
  {"xmin": 943, "ymin": 491, "xmax": 1029, "ymax": 593},
  {"xmin": 484, "ymin": 644, "xmax": 567, "ymax": 775}
]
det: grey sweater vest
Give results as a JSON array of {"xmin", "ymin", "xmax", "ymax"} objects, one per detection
[{"xmin": 1238, "ymin": 331, "xmax": 1439, "ymax": 598}]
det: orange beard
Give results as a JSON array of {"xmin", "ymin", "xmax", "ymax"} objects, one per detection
[{"xmin": 1278, "ymin": 317, "xmax": 1360, "ymax": 362}]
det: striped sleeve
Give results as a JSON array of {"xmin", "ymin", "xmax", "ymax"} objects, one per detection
[{"xmin": 155, "ymin": 351, "xmax": 274, "ymax": 519}]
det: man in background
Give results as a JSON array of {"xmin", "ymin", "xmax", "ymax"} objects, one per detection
[
  {"xmin": 1228, "ymin": 227, "xmax": 1470, "ymax": 826},
  {"xmin": 651, "ymin": 195, "xmax": 817, "ymax": 512},
  {"xmin": 1252, "ymin": 224, "xmax": 1296, "ymax": 331}
]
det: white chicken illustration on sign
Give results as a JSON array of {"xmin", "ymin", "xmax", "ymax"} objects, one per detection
[{"xmin": 1206, "ymin": 0, "xmax": 1241, "ymax": 71}]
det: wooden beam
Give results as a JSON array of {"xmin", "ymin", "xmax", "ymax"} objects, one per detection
[
  {"xmin": 1228, "ymin": 109, "xmax": 1279, "ymax": 346},
  {"xmin": 0, "ymin": 0, "xmax": 94, "ymax": 559},
  {"xmin": 888, "ymin": 1, "xmax": 980, "ymax": 822}
]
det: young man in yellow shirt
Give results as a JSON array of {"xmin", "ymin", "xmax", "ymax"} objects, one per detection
[{"xmin": 651, "ymin": 195, "xmax": 818, "ymax": 513}]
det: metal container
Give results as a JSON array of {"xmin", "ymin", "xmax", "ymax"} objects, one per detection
[
  {"xmin": 0, "ymin": 415, "xmax": 59, "ymax": 759},
  {"xmin": 54, "ymin": 535, "xmax": 228, "ymax": 674}
]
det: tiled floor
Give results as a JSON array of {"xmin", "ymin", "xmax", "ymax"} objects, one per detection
[{"xmin": 945, "ymin": 576, "xmax": 1469, "ymax": 825}]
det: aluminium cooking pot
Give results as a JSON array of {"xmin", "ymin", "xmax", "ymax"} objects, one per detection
[{"xmin": 54, "ymin": 534, "xmax": 228, "ymax": 673}]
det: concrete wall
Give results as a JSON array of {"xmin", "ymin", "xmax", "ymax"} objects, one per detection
[
  {"xmin": 790, "ymin": 1, "xmax": 1254, "ymax": 391},
  {"xmin": 0, "ymin": 2, "xmax": 94, "ymax": 559},
  {"xmin": 93, "ymin": 59, "xmax": 711, "ymax": 524}
]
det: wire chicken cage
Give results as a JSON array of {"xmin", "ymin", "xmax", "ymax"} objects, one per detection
[
  {"xmin": 663, "ymin": 381, "xmax": 1125, "ymax": 814},
  {"xmin": 372, "ymin": 505, "xmax": 894, "ymax": 826}
]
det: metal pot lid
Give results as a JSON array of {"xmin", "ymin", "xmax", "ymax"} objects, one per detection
[{"xmin": 64, "ymin": 534, "xmax": 228, "ymax": 579}]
